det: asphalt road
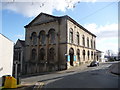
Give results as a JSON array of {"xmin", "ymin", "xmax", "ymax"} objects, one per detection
[
  {"xmin": 43, "ymin": 62, "xmax": 119, "ymax": 88},
  {"xmin": 21, "ymin": 62, "xmax": 120, "ymax": 89}
]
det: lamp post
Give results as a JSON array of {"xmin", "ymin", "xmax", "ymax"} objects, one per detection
[{"xmin": 14, "ymin": 60, "xmax": 19, "ymax": 79}]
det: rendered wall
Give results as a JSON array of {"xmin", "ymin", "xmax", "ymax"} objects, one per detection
[{"xmin": 0, "ymin": 34, "xmax": 14, "ymax": 86}]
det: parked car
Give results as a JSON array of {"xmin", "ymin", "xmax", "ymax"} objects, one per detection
[{"xmin": 89, "ymin": 61, "xmax": 99, "ymax": 67}]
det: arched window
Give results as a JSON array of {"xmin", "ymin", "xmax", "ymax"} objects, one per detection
[
  {"xmin": 82, "ymin": 35, "xmax": 85, "ymax": 46},
  {"xmin": 94, "ymin": 41, "xmax": 96, "ymax": 49},
  {"xmin": 83, "ymin": 50, "xmax": 85, "ymax": 61},
  {"xmin": 31, "ymin": 49, "xmax": 36, "ymax": 60},
  {"xmin": 31, "ymin": 32, "xmax": 37, "ymax": 45},
  {"xmin": 39, "ymin": 31, "xmax": 46, "ymax": 44},
  {"xmin": 49, "ymin": 48, "xmax": 55, "ymax": 62},
  {"xmin": 94, "ymin": 52, "xmax": 96, "ymax": 60},
  {"xmin": 91, "ymin": 39, "xmax": 93, "ymax": 49},
  {"xmin": 88, "ymin": 50, "xmax": 90, "ymax": 60},
  {"xmin": 87, "ymin": 37, "xmax": 89, "ymax": 48},
  {"xmin": 48, "ymin": 29, "xmax": 55, "ymax": 44},
  {"xmin": 91, "ymin": 51, "xmax": 93, "ymax": 59},
  {"xmin": 69, "ymin": 48, "xmax": 74, "ymax": 66},
  {"xmin": 77, "ymin": 49, "xmax": 80, "ymax": 61},
  {"xmin": 39, "ymin": 48, "xmax": 45, "ymax": 60},
  {"xmin": 69, "ymin": 28, "xmax": 73, "ymax": 43},
  {"xmin": 77, "ymin": 32, "xmax": 79, "ymax": 45}
]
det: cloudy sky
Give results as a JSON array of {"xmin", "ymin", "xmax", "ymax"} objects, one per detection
[{"xmin": 0, "ymin": 0, "xmax": 119, "ymax": 54}]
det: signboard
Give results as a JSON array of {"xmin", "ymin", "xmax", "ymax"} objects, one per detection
[
  {"xmin": 67, "ymin": 55, "xmax": 76, "ymax": 61},
  {"xmin": 67, "ymin": 55, "xmax": 70, "ymax": 61},
  {"xmin": 74, "ymin": 55, "xmax": 76, "ymax": 61}
]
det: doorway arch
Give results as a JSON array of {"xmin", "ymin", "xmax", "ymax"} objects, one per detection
[{"xmin": 69, "ymin": 48, "xmax": 74, "ymax": 66}]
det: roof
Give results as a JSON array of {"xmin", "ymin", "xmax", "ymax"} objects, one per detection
[
  {"xmin": 64, "ymin": 15, "xmax": 96, "ymax": 37},
  {"xmin": 25, "ymin": 13, "xmax": 96, "ymax": 37},
  {"xmin": 0, "ymin": 33, "xmax": 13, "ymax": 42},
  {"xmin": 18, "ymin": 39, "xmax": 25, "ymax": 47},
  {"xmin": 96, "ymin": 50, "xmax": 103, "ymax": 53}
]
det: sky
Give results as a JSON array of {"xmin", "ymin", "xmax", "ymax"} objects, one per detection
[{"xmin": 0, "ymin": 0, "xmax": 119, "ymax": 54}]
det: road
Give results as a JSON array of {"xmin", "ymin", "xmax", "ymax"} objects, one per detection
[{"xmin": 21, "ymin": 61, "xmax": 120, "ymax": 89}]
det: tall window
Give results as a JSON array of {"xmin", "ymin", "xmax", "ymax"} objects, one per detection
[
  {"xmin": 39, "ymin": 48, "xmax": 45, "ymax": 60},
  {"xmin": 87, "ymin": 37, "xmax": 89, "ymax": 48},
  {"xmin": 48, "ymin": 29, "xmax": 55, "ymax": 44},
  {"xmin": 69, "ymin": 28, "xmax": 73, "ymax": 43},
  {"xmin": 91, "ymin": 39, "xmax": 93, "ymax": 49},
  {"xmin": 77, "ymin": 32, "xmax": 79, "ymax": 45},
  {"xmin": 82, "ymin": 35, "xmax": 85, "ymax": 46},
  {"xmin": 88, "ymin": 50, "xmax": 90, "ymax": 60},
  {"xmin": 77, "ymin": 49, "xmax": 80, "ymax": 61},
  {"xmin": 39, "ymin": 31, "xmax": 46, "ymax": 44},
  {"xmin": 94, "ymin": 41, "xmax": 96, "ymax": 49},
  {"xmin": 31, "ymin": 32, "xmax": 37, "ymax": 45},
  {"xmin": 91, "ymin": 51, "xmax": 93, "ymax": 59},
  {"xmin": 31, "ymin": 49, "xmax": 36, "ymax": 60},
  {"xmin": 49, "ymin": 48, "xmax": 55, "ymax": 62},
  {"xmin": 83, "ymin": 50, "xmax": 85, "ymax": 61}
]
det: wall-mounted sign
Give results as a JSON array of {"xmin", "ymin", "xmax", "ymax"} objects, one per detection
[
  {"xmin": 67, "ymin": 55, "xmax": 70, "ymax": 61},
  {"xmin": 74, "ymin": 55, "xmax": 76, "ymax": 61}
]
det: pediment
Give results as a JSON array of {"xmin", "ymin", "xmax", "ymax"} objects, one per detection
[{"xmin": 26, "ymin": 13, "xmax": 57, "ymax": 27}]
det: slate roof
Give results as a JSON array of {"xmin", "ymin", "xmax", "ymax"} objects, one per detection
[
  {"xmin": 18, "ymin": 39, "xmax": 25, "ymax": 47},
  {"xmin": 24, "ymin": 13, "xmax": 96, "ymax": 37}
]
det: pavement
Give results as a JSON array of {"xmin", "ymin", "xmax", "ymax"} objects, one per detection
[
  {"xmin": 16, "ymin": 63, "xmax": 90, "ymax": 89},
  {"xmin": 109, "ymin": 62, "xmax": 120, "ymax": 75}
]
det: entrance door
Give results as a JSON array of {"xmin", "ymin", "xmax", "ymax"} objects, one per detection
[
  {"xmin": 70, "ymin": 54, "xmax": 74, "ymax": 66},
  {"xmin": 69, "ymin": 48, "xmax": 74, "ymax": 66}
]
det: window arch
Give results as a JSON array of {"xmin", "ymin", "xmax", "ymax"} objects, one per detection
[
  {"xmin": 31, "ymin": 49, "xmax": 36, "ymax": 60},
  {"xmin": 87, "ymin": 37, "xmax": 89, "ymax": 48},
  {"xmin": 39, "ymin": 48, "xmax": 45, "ymax": 60},
  {"xmin": 83, "ymin": 50, "xmax": 85, "ymax": 61},
  {"xmin": 31, "ymin": 32, "xmax": 37, "ymax": 45},
  {"xmin": 39, "ymin": 30, "xmax": 46, "ymax": 44},
  {"xmin": 82, "ymin": 35, "xmax": 85, "ymax": 46},
  {"xmin": 77, "ymin": 32, "xmax": 79, "ymax": 45},
  {"xmin": 69, "ymin": 28, "xmax": 73, "ymax": 43},
  {"xmin": 48, "ymin": 29, "xmax": 55, "ymax": 44}
]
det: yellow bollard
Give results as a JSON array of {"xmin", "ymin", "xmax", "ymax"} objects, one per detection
[{"xmin": 4, "ymin": 76, "xmax": 17, "ymax": 88}]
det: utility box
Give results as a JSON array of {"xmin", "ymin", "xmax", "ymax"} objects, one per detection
[{"xmin": 4, "ymin": 76, "xmax": 17, "ymax": 88}]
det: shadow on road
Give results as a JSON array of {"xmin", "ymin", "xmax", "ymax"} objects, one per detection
[{"xmin": 42, "ymin": 68, "xmax": 119, "ymax": 88}]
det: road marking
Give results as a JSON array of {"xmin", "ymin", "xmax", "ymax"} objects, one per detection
[{"xmin": 33, "ymin": 82, "xmax": 45, "ymax": 89}]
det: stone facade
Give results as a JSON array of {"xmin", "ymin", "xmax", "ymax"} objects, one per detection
[
  {"xmin": 13, "ymin": 39, "xmax": 25, "ymax": 76},
  {"xmin": 24, "ymin": 13, "xmax": 97, "ymax": 75}
]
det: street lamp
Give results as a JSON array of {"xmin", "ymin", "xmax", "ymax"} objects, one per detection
[{"xmin": 14, "ymin": 60, "xmax": 19, "ymax": 79}]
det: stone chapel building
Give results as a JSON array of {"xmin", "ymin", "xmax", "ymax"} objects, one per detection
[{"xmin": 24, "ymin": 13, "xmax": 97, "ymax": 75}]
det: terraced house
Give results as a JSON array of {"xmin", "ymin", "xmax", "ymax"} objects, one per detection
[{"xmin": 23, "ymin": 13, "xmax": 97, "ymax": 75}]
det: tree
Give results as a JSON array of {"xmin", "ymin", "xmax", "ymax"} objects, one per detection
[{"xmin": 105, "ymin": 50, "xmax": 115, "ymax": 61}]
